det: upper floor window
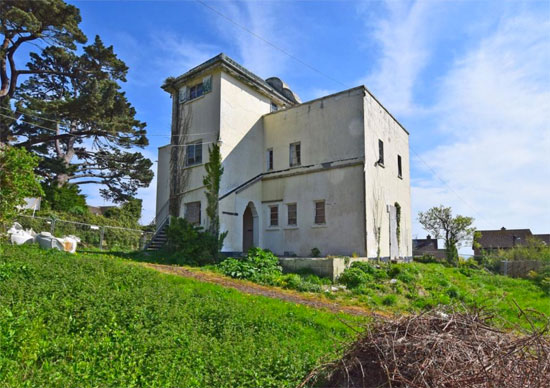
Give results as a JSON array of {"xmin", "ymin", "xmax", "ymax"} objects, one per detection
[
  {"xmin": 289, "ymin": 142, "xmax": 301, "ymax": 167},
  {"xmin": 314, "ymin": 200, "xmax": 326, "ymax": 225},
  {"xmin": 269, "ymin": 205, "xmax": 279, "ymax": 227},
  {"xmin": 267, "ymin": 148, "xmax": 273, "ymax": 171},
  {"xmin": 178, "ymin": 75, "xmax": 212, "ymax": 103},
  {"xmin": 378, "ymin": 139, "xmax": 384, "ymax": 166},
  {"xmin": 287, "ymin": 203, "xmax": 297, "ymax": 226},
  {"xmin": 189, "ymin": 83, "xmax": 204, "ymax": 99},
  {"xmin": 186, "ymin": 141, "xmax": 202, "ymax": 166},
  {"xmin": 185, "ymin": 201, "xmax": 201, "ymax": 225},
  {"xmin": 397, "ymin": 155, "xmax": 403, "ymax": 178},
  {"xmin": 271, "ymin": 102, "xmax": 278, "ymax": 112}
]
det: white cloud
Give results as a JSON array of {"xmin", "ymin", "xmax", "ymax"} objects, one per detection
[
  {"xmin": 212, "ymin": 0, "xmax": 295, "ymax": 78},
  {"xmin": 414, "ymin": 13, "xmax": 550, "ymax": 235},
  {"xmin": 358, "ymin": 0, "xmax": 436, "ymax": 116}
]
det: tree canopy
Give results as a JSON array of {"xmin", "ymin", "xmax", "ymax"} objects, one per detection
[
  {"xmin": 0, "ymin": 146, "xmax": 44, "ymax": 224},
  {"xmin": 418, "ymin": 205, "xmax": 475, "ymax": 265},
  {"xmin": 1, "ymin": 1, "xmax": 153, "ymax": 203}
]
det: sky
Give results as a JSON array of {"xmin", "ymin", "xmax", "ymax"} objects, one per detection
[{"xmin": 62, "ymin": 0, "xmax": 549, "ymax": 245}]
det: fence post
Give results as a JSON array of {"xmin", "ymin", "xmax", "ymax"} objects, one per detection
[
  {"xmin": 50, "ymin": 217, "xmax": 56, "ymax": 235},
  {"xmin": 99, "ymin": 227, "xmax": 105, "ymax": 251}
]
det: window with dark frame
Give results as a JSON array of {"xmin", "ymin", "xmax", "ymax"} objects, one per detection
[
  {"xmin": 314, "ymin": 201, "xmax": 326, "ymax": 225},
  {"xmin": 185, "ymin": 201, "xmax": 201, "ymax": 225},
  {"xmin": 271, "ymin": 102, "xmax": 278, "ymax": 112},
  {"xmin": 397, "ymin": 155, "xmax": 402, "ymax": 178},
  {"xmin": 378, "ymin": 139, "xmax": 384, "ymax": 166},
  {"xmin": 267, "ymin": 148, "xmax": 273, "ymax": 171},
  {"xmin": 290, "ymin": 142, "xmax": 301, "ymax": 167},
  {"xmin": 186, "ymin": 141, "xmax": 202, "ymax": 166},
  {"xmin": 189, "ymin": 82, "xmax": 204, "ymax": 100},
  {"xmin": 269, "ymin": 205, "xmax": 278, "ymax": 227},
  {"xmin": 287, "ymin": 203, "xmax": 297, "ymax": 226}
]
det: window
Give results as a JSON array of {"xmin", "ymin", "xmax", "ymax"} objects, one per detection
[
  {"xmin": 289, "ymin": 142, "xmax": 301, "ymax": 167},
  {"xmin": 314, "ymin": 200, "xmax": 326, "ymax": 224},
  {"xmin": 397, "ymin": 155, "xmax": 402, "ymax": 178},
  {"xmin": 189, "ymin": 82, "xmax": 204, "ymax": 99},
  {"xmin": 186, "ymin": 141, "xmax": 202, "ymax": 166},
  {"xmin": 267, "ymin": 148, "xmax": 273, "ymax": 171},
  {"xmin": 378, "ymin": 139, "xmax": 384, "ymax": 166},
  {"xmin": 287, "ymin": 203, "xmax": 297, "ymax": 226},
  {"xmin": 269, "ymin": 205, "xmax": 279, "ymax": 227},
  {"xmin": 179, "ymin": 76, "xmax": 212, "ymax": 103},
  {"xmin": 271, "ymin": 102, "xmax": 278, "ymax": 112},
  {"xmin": 185, "ymin": 202, "xmax": 201, "ymax": 225}
]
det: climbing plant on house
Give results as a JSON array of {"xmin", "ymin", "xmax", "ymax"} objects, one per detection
[{"xmin": 203, "ymin": 143, "xmax": 224, "ymax": 238}]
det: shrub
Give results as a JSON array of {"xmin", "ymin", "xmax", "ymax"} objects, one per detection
[
  {"xmin": 42, "ymin": 183, "xmax": 88, "ymax": 215},
  {"xmin": 311, "ymin": 247, "xmax": 321, "ymax": 257},
  {"xmin": 338, "ymin": 267, "xmax": 372, "ymax": 289},
  {"xmin": 165, "ymin": 217, "xmax": 226, "ymax": 265},
  {"xmin": 217, "ymin": 248, "xmax": 282, "ymax": 281},
  {"xmin": 351, "ymin": 261, "xmax": 376, "ymax": 274},
  {"xmin": 382, "ymin": 294, "xmax": 397, "ymax": 306}
]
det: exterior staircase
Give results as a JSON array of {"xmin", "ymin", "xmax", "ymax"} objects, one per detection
[{"xmin": 144, "ymin": 218, "xmax": 169, "ymax": 251}]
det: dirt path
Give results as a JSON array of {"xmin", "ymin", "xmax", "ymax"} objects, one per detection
[{"xmin": 142, "ymin": 263, "xmax": 379, "ymax": 318}]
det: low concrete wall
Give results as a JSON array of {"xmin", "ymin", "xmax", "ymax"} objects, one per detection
[{"xmin": 279, "ymin": 256, "xmax": 413, "ymax": 281}]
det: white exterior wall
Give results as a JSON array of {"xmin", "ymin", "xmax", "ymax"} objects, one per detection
[
  {"xmin": 260, "ymin": 88, "xmax": 367, "ymax": 256},
  {"xmin": 363, "ymin": 93, "xmax": 412, "ymax": 258},
  {"xmin": 155, "ymin": 145, "xmax": 171, "ymax": 220},
  {"xmin": 260, "ymin": 165, "xmax": 365, "ymax": 256},
  {"xmin": 157, "ymin": 57, "xmax": 411, "ymax": 258}
]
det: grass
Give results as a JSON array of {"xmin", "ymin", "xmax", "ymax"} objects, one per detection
[
  {"xmin": 0, "ymin": 244, "xmax": 360, "ymax": 387},
  {"xmin": 127, "ymin": 249, "xmax": 550, "ymax": 329},
  {"xmin": 334, "ymin": 261, "xmax": 550, "ymax": 329}
]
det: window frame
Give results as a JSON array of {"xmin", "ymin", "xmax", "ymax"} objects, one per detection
[
  {"xmin": 397, "ymin": 154, "xmax": 403, "ymax": 178},
  {"xmin": 266, "ymin": 148, "xmax": 274, "ymax": 171},
  {"xmin": 314, "ymin": 200, "xmax": 326, "ymax": 225},
  {"xmin": 287, "ymin": 203, "xmax": 297, "ymax": 226},
  {"xmin": 289, "ymin": 142, "xmax": 301, "ymax": 167},
  {"xmin": 185, "ymin": 140, "xmax": 203, "ymax": 166},
  {"xmin": 189, "ymin": 82, "xmax": 204, "ymax": 100},
  {"xmin": 270, "ymin": 102, "xmax": 278, "ymax": 112},
  {"xmin": 184, "ymin": 201, "xmax": 201, "ymax": 225},
  {"xmin": 269, "ymin": 205, "xmax": 279, "ymax": 227},
  {"xmin": 378, "ymin": 139, "xmax": 384, "ymax": 166}
]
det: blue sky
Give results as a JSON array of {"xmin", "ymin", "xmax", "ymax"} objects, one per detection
[{"xmin": 68, "ymin": 0, "xmax": 550, "ymax": 244}]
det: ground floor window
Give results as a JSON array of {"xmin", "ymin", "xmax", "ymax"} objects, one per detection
[
  {"xmin": 314, "ymin": 200, "xmax": 326, "ymax": 224},
  {"xmin": 185, "ymin": 201, "xmax": 201, "ymax": 225},
  {"xmin": 269, "ymin": 205, "xmax": 279, "ymax": 226},
  {"xmin": 287, "ymin": 203, "xmax": 297, "ymax": 226}
]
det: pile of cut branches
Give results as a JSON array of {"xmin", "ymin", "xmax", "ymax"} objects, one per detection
[{"xmin": 301, "ymin": 306, "xmax": 549, "ymax": 388}]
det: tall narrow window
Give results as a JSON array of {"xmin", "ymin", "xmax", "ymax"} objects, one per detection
[
  {"xmin": 287, "ymin": 203, "xmax": 297, "ymax": 226},
  {"xmin": 290, "ymin": 142, "xmax": 301, "ymax": 167},
  {"xmin": 186, "ymin": 141, "xmax": 202, "ymax": 166},
  {"xmin": 267, "ymin": 148, "xmax": 273, "ymax": 171},
  {"xmin": 378, "ymin": 139, "xmax": 384, "ymax": 166},
  {"xmin": 314, "ymin": 200, "xmax": 326, "ymax": 224},
  {"xmin": 271, "ymin": 102, "xmax": 278, "ymax": 112},
  {"xmin": 397, "ymin": 155, "xmax": 402, "ymax": 178},
  {"xmin": 185, "ymin": 201, "xmax": 201, "ymax": 225},
  {"xmin": 269, "ymin": 205, "xmax": 278, "ymax": 227}
]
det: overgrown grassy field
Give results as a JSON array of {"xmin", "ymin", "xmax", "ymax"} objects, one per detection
[
  {"xmin": 331, "ymin": 261, "xmax": 550, "ymax": 328},
  {"xmin": 0, "ymin": 245, "xmax": 359, "ymax": 387}
]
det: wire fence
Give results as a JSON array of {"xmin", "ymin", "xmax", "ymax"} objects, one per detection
[{"xmin": 13, "ymin": 215, "xmax": 152, "ymax": 252}]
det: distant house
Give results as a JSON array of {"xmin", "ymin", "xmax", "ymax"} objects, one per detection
[
  {"xmin": 474, "ymin": 227, "xmax": 549, "ymax": 256},
  {"xmin": 412, "ymin": 235, "xmax": 446, "ymax": 259}
]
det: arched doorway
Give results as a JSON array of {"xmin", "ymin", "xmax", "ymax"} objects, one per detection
[{"xmin": 242, "ymin": 202, "xmax": 257, "ymax": 253}]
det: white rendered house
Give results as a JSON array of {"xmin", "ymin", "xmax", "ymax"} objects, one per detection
[{"xmin": 155, "ymin": 54, "xmax": 412, "ymax": 259}]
